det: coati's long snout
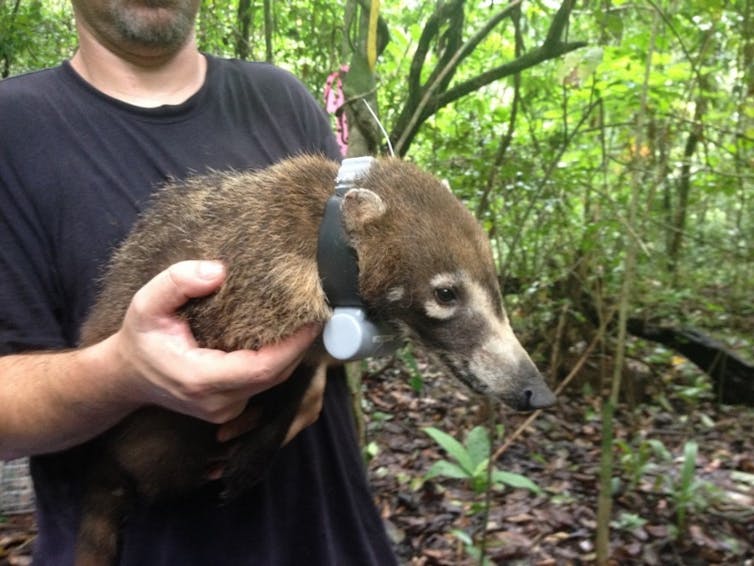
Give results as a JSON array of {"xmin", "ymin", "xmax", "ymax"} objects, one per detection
[
  {"xmin": 377, "ymin": 269, "xmax": 556, "ymax": 413},
  {"xmin": 463, "ymin": 320, "xmax": 557, "ymax": 411},
  {"xmin": 455, "ymin": 288, "xmax": 556, "ymax": 411}
]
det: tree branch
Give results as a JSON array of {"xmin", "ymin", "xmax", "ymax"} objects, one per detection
[
  {"xmin": 422, "ymin": 1, "xmax": 465, "ymax": 100},
  {"xmin": 437, "ymin": 39, "xmax": 586, "ymax": 113},
  {"xmin": 476, "ymin": 3, "xmax": 523, "ymax": 220},
  {"xmin": 407, "ymin": 1, "xmax": 463, "ymax": 112},
  {"xmin": 394, "ymin": 0, "xmax": 524, "ymax": 154},
  {"xmin": 391, "ymin": 0, "xmax": 586, "ymax": 156}
]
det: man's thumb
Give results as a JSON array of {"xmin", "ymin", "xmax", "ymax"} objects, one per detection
[{"xmin": 130, "ymin": 261, "xmax": 226, "ymax": 318}]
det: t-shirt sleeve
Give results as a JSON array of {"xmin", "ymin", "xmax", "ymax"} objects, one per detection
[
  {"xmin": 247, "ymin": 63, "xmax": 342, "ymax": 161},
  {"xmin": 0, "ymin": 92, "xmax": 67, "ymax": 354}
]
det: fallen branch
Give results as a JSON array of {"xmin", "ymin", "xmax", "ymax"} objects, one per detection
[{"xmin": 626, "ymin": 320, "xmax": 754, "ymax": 406}]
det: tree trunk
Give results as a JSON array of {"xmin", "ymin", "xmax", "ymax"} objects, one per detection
[
  {"xmin": 264, "ymin": 0, "xmax": 273, "ymax": 63},
  {"xmin": 235, "ymin": 0, "xmax": 252, "ymax": 60},
  {"xmin": 595, "ymin": 9, "xmax": 654, "ymax": 560},
  {"xmin": 667, "ymin": 96, "xmax": 703, "ymax": 275},
  {"xmin": 341, "ymin": 0, "xmax": 389, "ymax": 157}
]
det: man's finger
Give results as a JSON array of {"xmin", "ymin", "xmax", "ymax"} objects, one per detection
[
  {"xmin": 130, "ymin": 260, "xmax": 226, "ymax": 320},
  {"xmin": 185, "ymin": 324, "xmax": 321, "ymax": 392}
]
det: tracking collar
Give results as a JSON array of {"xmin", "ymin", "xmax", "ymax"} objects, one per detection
[{"xmin": 316, "ymin": 157, "xmax": 399, "ymax": 360}]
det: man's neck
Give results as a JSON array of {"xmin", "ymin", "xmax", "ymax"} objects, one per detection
[{"xmin": 70, "ymin": 25, "xmax": 207, "ymax": 108}]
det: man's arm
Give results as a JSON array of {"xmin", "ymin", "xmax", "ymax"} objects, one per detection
[{"xmin": 0, "ymin": 260, "xmax": 319, "ymax": 460}]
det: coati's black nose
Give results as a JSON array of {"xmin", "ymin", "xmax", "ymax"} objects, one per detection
[{"xmin": 520, "ymin": 385, "xmax": 557, "ymax": 411}]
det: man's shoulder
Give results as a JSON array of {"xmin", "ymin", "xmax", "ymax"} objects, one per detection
[
  {"xmin": 206, "ymin": 55, "xmax": 311, "ymax": 97},
  {"xmin": 0, "ymin": 65, "xmax": 71, "ymax": 123},
  {"xmin": 207, "ymin": 55, "xmax": 296, "ymax": 79},
  {"xmin": 0, "ymin": 65, "xmax": 66, "ymax": 98}
]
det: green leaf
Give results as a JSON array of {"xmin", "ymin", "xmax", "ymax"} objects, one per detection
[
  {"xmin": 647, "ymin": 438, "xmax": 671, "ymax": 461},
  {"xmin": 451, "ymin": 529, "xmax": 473, "ymax": 546},
  {"xmin": 472, "ymin": 458, "xmax": 492, "ymax": 482},
  {"xmin": 424, "ymin": 427, "xmax": 474, "ymax": 474},
  {"xmin": 425, "ymin": 460, "xmax": 471, "ymax": 481},
  {"xmin": 679, "ymin": 440, "xmax": 698, "ymax": 496},
  {"xmin": 400, "ymin": 345, "xmax": 424, "ymax": 393},
  {"xmin": 578, "ymin": 46, "xmax": 604, "ymax": 81},
  {"xmin": 675, "ymin": 440, "xmax": 699, "ymax": 530},
  {"xmin": 492, "ymin": 470, "xmax": 542, "ymax": 494},
  {"xmin": 465, "ymin": 426, "xmax": 491, "ymax": 469}
]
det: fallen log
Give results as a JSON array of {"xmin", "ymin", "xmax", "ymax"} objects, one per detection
[
  {"xmin": 500, "ymin": 272, "xmax": 753, "ymax": 406},
  {"xmin": 626, "ymin": 319, "xmax": 754, "ymax": 406}
]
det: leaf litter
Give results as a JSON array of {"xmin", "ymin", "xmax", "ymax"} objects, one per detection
[{"xmin": 363, "ymin": 352, "xmax": 754, "ymax": 565}]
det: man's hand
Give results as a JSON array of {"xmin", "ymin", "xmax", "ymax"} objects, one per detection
[
  {"xmin": 111, "ymin": 260, "xmax": 321, "ymax": 424},
  {"xmin": 0, "ymin": 260, "xmax": 325, "ymax": 460}
]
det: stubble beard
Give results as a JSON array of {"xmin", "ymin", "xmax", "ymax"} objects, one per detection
[{"xmin": 108, "ymin": 0, "xmax": 199, "ymax": 51}]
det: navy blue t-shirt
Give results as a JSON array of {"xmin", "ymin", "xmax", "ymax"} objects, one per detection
[{"xmin": 0, "ymin": 55, "xmax": 397, "ymax": 565}]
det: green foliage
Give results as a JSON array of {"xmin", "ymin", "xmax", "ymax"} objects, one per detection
[
  {"xmin": 393, "ymin": 1, "xmax": 753, "ymax": 357},
  {"xmin": 670, "ymin": 439, "xmax": 720, "ymax": 535},
  {"xmin": 424, "ymin": 426, "xmax": 541, "ymax": 495},
  {"xmin": 672, "ymin": 370, "xmax": 714, "ymax": 406},
  {"xmin": 398, "ymin": 344, "xmax": 424, "ymax": 394},
  {"xmin": 615, "ymin": 436, "xmax": 720, "ymax": 536},
  {"xmin": 6, "ymin": 5, "xmax": 752, "ymax": 327},
  {"xmin": 674, "ymin": 440, "xmax": 698, "ymax": 531},
  {"xmin": 611, "ymin": 511, "xmax": 648, "ymax": 532},
  {"xmin": 424, "ymin": 425, "xmax": 540, "ymax": 565},
  {"xmin": 451, "ymin": 529, "xmax": 494, "ymax": 566},
  {"xmin": 5, "ymin": 3, "xmax": 752, "ymax": 560},
  {"xmin": 0, "ymin": 0, "xmax": 75, "ymax": 77},
  {"xmin": 615, "ymin": 436, "xmax": 671, "ymax": 491}
]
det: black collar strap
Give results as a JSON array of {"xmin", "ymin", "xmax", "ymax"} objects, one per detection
[
  {"xmin": 316, "ymin": 157, "xmax": 400, "ymax": 361},
  {"xmin": 316, "ymin": 157, "xmax": 376, "ymax": 308}
]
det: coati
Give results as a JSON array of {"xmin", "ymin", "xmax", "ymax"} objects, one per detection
[{"xmin": 74, "ymin": 154, "xmax": 556, "ymax": 565}]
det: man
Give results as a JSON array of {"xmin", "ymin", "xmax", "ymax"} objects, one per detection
[{"xmin": 0, "ymin": 0, "xmax": 397, "ymax": 563}]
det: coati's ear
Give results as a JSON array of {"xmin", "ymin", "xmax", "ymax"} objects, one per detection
[{"xmin": 341, "ymin": 188, "xmax": 386, "ymax": 233}]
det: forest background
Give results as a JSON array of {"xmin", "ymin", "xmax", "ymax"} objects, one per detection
[{"xmin": 1, "ymin": 0, "xmax": 752, "ymax": 564}]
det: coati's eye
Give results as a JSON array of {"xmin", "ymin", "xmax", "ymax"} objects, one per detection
[{"xmin": 433, "ymin": 287, "xmax": 457, "ymax": 305}]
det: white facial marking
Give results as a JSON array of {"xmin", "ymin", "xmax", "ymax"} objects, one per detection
[
  {"xmin": 429, "ymin": 272, "xmax": 457, "ymax": 289},
  {"xmin": 464, "ymin": 279, "xmax": 499, "ymax": 324},
  {"xmin": 386, "ymin": 286, "xmax": 405, "ymax": 302},
  {"xmin": 424, "ymin": 272, "xmax": 460, "ymax": 320},
  {"xmin": 463, "ymin": 279, "xmax": 526, "ymax": 393},
  {"xmin": 424, "ymin": 300, "xmax": 457, "ymax": 320}
]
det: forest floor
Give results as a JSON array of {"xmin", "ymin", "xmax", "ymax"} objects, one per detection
[
  {"xmin": 364, "ymin": 350, "xmax": 754, "ymax": 565},
  {"xmin": 1, "ymin": 350, "xmax": 752, "ymax": 565}
]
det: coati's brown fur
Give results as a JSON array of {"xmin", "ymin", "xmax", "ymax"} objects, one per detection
[{"xmin": 73, "ymin": 155, "xmax": 555, "ymax": 566}]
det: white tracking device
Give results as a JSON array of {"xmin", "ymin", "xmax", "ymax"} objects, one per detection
[
  {"xmin": 323, "ymin": 307, "xmax": 397, "ymax": 361},
  {"xmin": 316, "ymin": 157, "xmax": 400, "ymax": 361}
]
